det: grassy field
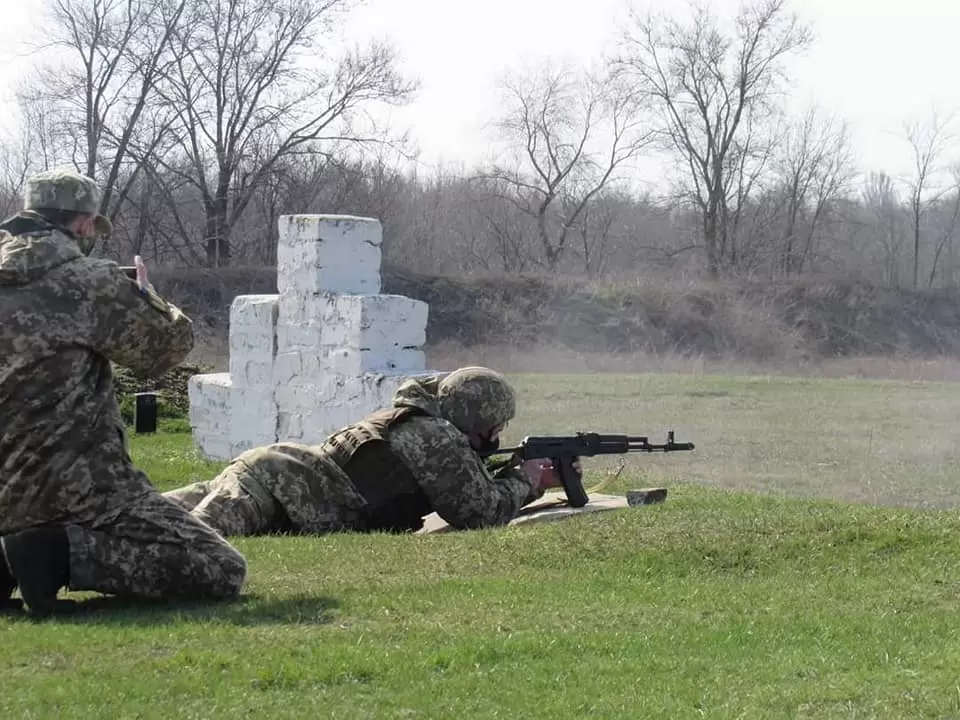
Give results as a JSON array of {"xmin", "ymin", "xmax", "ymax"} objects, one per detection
[{"xmin": 5, "ymin": 372, "xmax": 960, "ymax": 718}]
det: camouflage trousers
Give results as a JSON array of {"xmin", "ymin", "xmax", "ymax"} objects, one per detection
[
  {"xmin": 66, "ymin": 491, "xmax": 247, "ymax": 600},
  {"xmin": 163, "ymin": 475, "xmax": 282, "ymax": 537}
]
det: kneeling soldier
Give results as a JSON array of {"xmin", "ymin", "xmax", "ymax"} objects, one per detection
[{"xmin": 0, "ymin": 169, "xmax": 247, "ymax": 617}]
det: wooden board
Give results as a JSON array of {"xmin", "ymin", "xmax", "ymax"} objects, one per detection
[{"xmin": 416, "ymin": 488, "xmax": 667, "ymax": 534}]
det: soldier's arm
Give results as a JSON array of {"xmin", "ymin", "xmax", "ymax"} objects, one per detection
[
  {"xmin": 389, "ymin": 418, "xmax": 539, "ymax": 530},
  {"xmin": 86, "ymin": 262, "xmax": 195, "ymax": 377}
]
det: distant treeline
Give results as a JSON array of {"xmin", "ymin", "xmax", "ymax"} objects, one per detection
[{"xmin": 1, "ymin": 0, "xmax": 958, "ymax": 290}]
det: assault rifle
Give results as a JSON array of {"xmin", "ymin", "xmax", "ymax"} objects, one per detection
[{"xmin": 481, "ymin": 431, "xmax": 695, "ymax": 508}]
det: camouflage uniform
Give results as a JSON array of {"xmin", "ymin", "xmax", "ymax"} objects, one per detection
[
  {"xmin": 0, "ymin": 169, "xmax": 247, "ymax": 601},
  {"xmin": 165, "ymin": 367, "xmax": 541, "ymax": 536}
]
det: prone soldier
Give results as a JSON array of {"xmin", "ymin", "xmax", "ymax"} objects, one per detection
[{"xmin": 164, "ymin": 367, "xmax": 572, "ymax": 536}]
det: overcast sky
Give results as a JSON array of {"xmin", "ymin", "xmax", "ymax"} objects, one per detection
[{"xmin": 2, "ymin": 0, "xmax": 959, "ymax": 183}]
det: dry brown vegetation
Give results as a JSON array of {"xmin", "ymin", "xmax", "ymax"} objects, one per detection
[
  {"xmin": 5, "ymin": 0, "xmax": 960, "ymax": 388},
  {"xmin": 150, "ymin": 266, "xmax": 960, "ymax": 382}
]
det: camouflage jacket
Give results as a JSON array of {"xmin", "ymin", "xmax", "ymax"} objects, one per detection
[
  {"xmin": 223, "ymin": 376, "xmax": 540, "ymax": 534},
  {"xmin": 385, "ymin": 376, "xmax": 542, "ymax": 529},
  {"xmin": 0, "ymin": 219, "xmax": 194, "ymax": 532}
]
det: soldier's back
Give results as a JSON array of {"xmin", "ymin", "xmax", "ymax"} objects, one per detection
[{"xmin": 0, "ymin": 228, "xmax": 145, "ymax": 532}]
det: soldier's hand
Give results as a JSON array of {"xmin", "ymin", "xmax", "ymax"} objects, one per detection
[
  {"xmin": 521, "ymin": 458, "xmax": 574, "ymax": 491},
  {"xmin": 134, "ymin": 255, "xmax": 154, "ymax": 293}
]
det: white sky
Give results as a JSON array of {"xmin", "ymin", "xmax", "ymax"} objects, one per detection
[{"xmin": 2, "ymin": 0, "xmax": 960, "ymax": 184}]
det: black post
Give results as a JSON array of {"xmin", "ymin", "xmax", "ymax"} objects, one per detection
[{"xmin": 134, "ymin": 392, "xmax": 158, "ymax": 434}]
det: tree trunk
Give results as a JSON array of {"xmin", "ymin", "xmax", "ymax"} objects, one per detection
[
  {"xmin": 912, "ymin": 206, "xmax": 920, "ymax": 288},
  {"xmin": 704, "ymin": 211, "xmax": 720, "ymax": 278},
  {"xmin": 204, "ymin": 201, "xmax": 230, "ymax": 266}
]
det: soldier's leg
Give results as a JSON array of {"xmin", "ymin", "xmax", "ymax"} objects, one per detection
[
  {"xmin": 66, "ymin": 492, "xmax": 247, "ymax": 601},
  {"xmin": 187, "ymin": 473, "xmax": 278, "ymax": 537},
  {"xmin": 162, "ymin": 480, "xmax": 214, "ymax": 511}
]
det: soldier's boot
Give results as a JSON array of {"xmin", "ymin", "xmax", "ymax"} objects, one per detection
[
  {"xmin": 0, "ymin": 550, "xmax": 22, "ymax": 611},
  {"xmin": 1, "ymin": 527, "xmax": 70, "ymax": 618}
]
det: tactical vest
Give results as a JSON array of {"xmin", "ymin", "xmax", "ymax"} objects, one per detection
[{"xmin": 319, "ymin": 406, "xmax": 433, "ymax": 532}]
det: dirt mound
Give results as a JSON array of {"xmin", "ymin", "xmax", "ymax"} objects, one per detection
[{"xmin": 146, "ymin": 266, "xmax": 960, "ymax": 369}]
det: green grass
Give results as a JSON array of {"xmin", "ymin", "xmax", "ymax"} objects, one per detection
[{"xmin": 7, "ymin": 372, "xmax": 960, "ymax": 718}]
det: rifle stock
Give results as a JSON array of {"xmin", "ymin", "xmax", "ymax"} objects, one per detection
[{"xmin": 483, "ymin": 431, "xmax": 695, "ymax": 508}]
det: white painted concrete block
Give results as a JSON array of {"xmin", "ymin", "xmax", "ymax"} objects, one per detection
[
  {"xmin": 277, "ymin": 215, "xmax": 382, "ymax": 296},
  {"xmin": 229, "ymin": 331, "xmax": 277, "ymax": 386},
  {"xmin": 299, "ymin": 403, "xmax": 377, "ymax": 441},
  {"xmin": 188, "ymin": 373, "xmax": 231, "ymax": 423},
  {"xmin": 323, "ymin": 294, "xmax": 428, "ymax": 350},
  {"xmin": 189, "ymin": 213, "xmax": 442, "ymax": 460},
  {"xmin": 229, "ymin": 386, "xmax": 277, "ymax": 454},
  {"xmin": 275, "ymin": 347, "xmax": 425, "ymax": 383},
  {"xmin": 278, "ymin": 291, "xmax": 322, "ymax": 326},
  {"xmin": 274, "ymin": 350, "xmax": 343, "ymax": 389},
  {"xmin": 325, "ymin": 347, "xmax": 426, "ymax": 376},
  {"xmin": 229, "ymin": 353, "xmax": 276, "ymax": 387},
  {"xmin": 228, "ymin": 295, "xmax": 279, "ymax": 388},
  {"xmin": 277, "ymin": 394, "xmax": 370, "ymax": 445},
  {"xmin": 275, "ymin": 322, "xmax": 325, "ymax": 354},
  {"xmin": 229, "ymin": 294, "xmax": 279, "ymax": 330},
  {"xmin": 188, "ymin": 373, "xmax": 235, "ymax": 460},
  {"xmin": 273, "ymin": 381, "xmax": 331, "ymax": 414},
  {"xmin": 279, "ymin": 292, "xmax": 428, "ymax": 350},
  {"xmin": 275, "ymin": 371, "xmax": 444, "ymax": 444},
  {"xmin": 196, "ymin": 436, "xmax": 234, "ymax": 463}
]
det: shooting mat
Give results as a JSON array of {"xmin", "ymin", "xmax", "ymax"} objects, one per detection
[{"xmin": 416, "ymin": 488, "xmax": 667, "ymax": 535}]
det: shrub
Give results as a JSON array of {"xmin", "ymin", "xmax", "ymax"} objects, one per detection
[{"xmin": 113, "ymin": 362, "xmax": 210, "ymax": 425}]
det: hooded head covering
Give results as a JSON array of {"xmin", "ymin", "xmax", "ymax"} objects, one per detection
[
  {"xmin": 23, "ymin": 169, "xmax": 113, "ymax": 248},
  {"xmin": 392, "ymin": 366, "xmax": 517, "ymax": 436},
  {"xmin": 437, "ymin": 366, "xmax": 516, "ymax": 435}
]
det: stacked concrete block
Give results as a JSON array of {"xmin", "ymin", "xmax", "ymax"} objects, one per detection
[
  {"xmin": 187, "ymin": 373, "xmax": 234, "ymax": 460},
  {"xmin": 227, "ymin": 295, "xmax": 279, "ymax": 386},
  {"xmin": 277, "ymin": 214, "xmax": 382, "ymax": 296},
  {"xmin": 225, "ymin": 294, "xmax": 279, "ymax": 454},
  {"xmin": 189, "ymin": 294, "xmax": 280, "ymax": 458},
  {"xmin": 189, "ymin": 214, "xmax": 436, "ymax": 460},
  {"xmin": 272, "ymin": 215, "xmax": 429, "ymax": 444}
]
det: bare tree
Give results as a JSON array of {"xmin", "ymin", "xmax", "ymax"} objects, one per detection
[
  {"xmin": 0, "ymin": 118, "xmax": 39, "ymax": 218},
  {"xmin": 904, "ymin": 109, "xmax": 956, "ymax": 288},
  {"xmin": 926, "ymin": 167, "xmax": 960, "ymax": 287},
  {"xmin": 774, "ymin": 106, "xmax": 855, "ymax": 275},
  {"xmin": 861, "ymin": 171, "xmax": 906, "ymax": 287},
  {"xmin": 467, "ymin": 175, "xmax": 533, "ymax": 273},
  {"xmin": 476, "ymin": 62, "xmax": 653, "ymax": 271},
  {"xmin": 613, "ymin": 0, "xmax": 813, "ymax": 277},
  {"xmin": 18, "ymin": 0, "xmax": 185, "ymax": 235},
  {"xmin": 152, "ymin": 0, "xmax": 416, "ymax": 266},
  {"xmin": 572, "ymin": 193, "xmax": 620, "ymax": 276},
  {"xmin": 0, "ymin": 85, "xmax": 72, "ymax": 184}
]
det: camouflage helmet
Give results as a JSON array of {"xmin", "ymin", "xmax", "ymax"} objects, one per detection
[
  {"xmin": 437, "ymin": 366, "xmax": 517, "ymax": 436},
  {"xmin": 23, "ymin": 169, "xmax": 113, "ymax": 238}
]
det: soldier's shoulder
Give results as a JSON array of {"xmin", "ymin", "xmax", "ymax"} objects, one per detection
[
  {"xmin": 392, "ymin": 413, "xmax": 470, "ymax": 451},
  {"xmin": 0, "ymin": 219, "xmax": 55, "ymax": 240}
]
